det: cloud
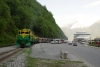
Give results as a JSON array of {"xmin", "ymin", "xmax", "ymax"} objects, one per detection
[
  {"xmin": 53, "ymin": 14, "xmax": 88, "ymax": 27},
  {"xmin": 54, "ymin": 14, "xmax": 100, "ymax": 28},
  {"xmin": 83, "ymin": 1, "xmax": 100, "ymax": 8}
]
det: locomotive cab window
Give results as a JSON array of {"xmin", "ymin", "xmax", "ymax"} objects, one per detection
[
  {"xmin": 21, "ymin": 32, "xmax": 24, "ymax": 34},
  {"xmin": 19, "ymin": 32, "xmax": 20, "ymax": 34},
  {"xmin": 25, "ymin": 32, "xmax": 29, "ymax": 34},
  {"xmin": 20, "ymin": 32, "xmax": 29, "ymax": 34}
]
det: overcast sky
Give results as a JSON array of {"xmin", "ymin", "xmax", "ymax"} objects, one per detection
[{"xmin": 36, "ymin": 0, "xmax": 100, "ymax": 28}]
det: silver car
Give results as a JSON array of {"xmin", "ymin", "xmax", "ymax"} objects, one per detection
[{"xmin": 73, "ymin": 42, "xmax": 77, "ymax": 46}]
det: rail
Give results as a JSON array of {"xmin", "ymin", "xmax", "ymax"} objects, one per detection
[{"xmin": 0, "ymin": 48, "xmax": 24, "ymax": 63}]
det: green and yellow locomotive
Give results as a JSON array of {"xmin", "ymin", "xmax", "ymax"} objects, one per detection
[{"xmin": 16, "ymin": 29, "xmax": 37, "ymax": 48}]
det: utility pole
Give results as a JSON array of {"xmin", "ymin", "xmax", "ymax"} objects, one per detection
[{"xmin": 90, "ymin": 37, "xmax": 91, "ymax": 45}]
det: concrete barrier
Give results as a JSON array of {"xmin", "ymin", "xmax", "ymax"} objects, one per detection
[{"xmin": 60, "ymin": 50, "xmax": 68, "ymax": 59}]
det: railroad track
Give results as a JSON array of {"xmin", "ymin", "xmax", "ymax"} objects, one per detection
[{"xmin": 0, "ymin": 48, "xmax": 24, "ymax": 63}]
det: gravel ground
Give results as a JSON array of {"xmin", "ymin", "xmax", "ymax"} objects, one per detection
[
  {"xmin": 0, "ymin": 49, "xmax": 28, "ymax": 67},
  {"xmin": 29, "ymin": 44, "xmax": 88, "ymax": 67},
  {"xmin": 30, "ymin": 43, "xmax": 81, "ymax": 61},
  {"xmin": 0, "ymin": 45, "xmax": 17, "ymax": 54},
  {"xmin": 30, "ymin": 43, "xmax": 61, "ymax": 60}
]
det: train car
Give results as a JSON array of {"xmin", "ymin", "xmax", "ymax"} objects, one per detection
[
  {"xmin": 38, "ymin": 38, "xmax": 50, "ymax": 43},
  {"xmin": 16, "ymin": 29, "xmax": 35, "ymax": 48}
]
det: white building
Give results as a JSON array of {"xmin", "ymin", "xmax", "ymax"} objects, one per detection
[{"xmin": 74, "ymin": 32, "xmax": 91, "ymax": 41}]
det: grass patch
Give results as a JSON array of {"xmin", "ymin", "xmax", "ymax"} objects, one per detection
[{"xmin": 26, "ymin": 48, "xmax": 88, "ymax": 67}]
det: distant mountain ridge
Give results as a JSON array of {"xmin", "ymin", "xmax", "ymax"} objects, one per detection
[{"xmin": 62, "ymin": 20, "xmax": 100, "ymax": 40}]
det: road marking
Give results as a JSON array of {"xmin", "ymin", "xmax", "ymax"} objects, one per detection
[{"xmin": 71, "ymin": 49, "xmax": 95, "ymax": 67}]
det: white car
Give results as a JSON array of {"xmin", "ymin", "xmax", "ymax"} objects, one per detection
[
  {"xmin": 64, "ymin": 40, "xmax": 68, "ymax": 43},
  {"xmin": 51, "ymin": 39, "xmax": 62, "ymax": 44},
  {"xmin": 68, "ymin": 41, "xmax": 72, "ymax": 45},
  {"xmin": 81, "ymin": 41, "xmax": 85, "ymax": 44},
  {"xmin": 51, "ymin": 41, "xmax": 55, "ymax": 44}
]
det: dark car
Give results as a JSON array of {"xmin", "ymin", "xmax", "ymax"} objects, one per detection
[{"xmin": 73, "ymin": 42, "xmax": 77, "ymax": 46}]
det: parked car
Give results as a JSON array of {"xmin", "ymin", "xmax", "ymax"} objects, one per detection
[
  {"xmin": 64, "ymin": 40, "xmax": 68, "ymax": 43},
  {"xmin": 81, "ymin": 40, "xmax": 86, "ymax": 44},
  {"xmin": 51, "ymin": 40, "xmax": 55, "ymax": 44},
  {"xmin": 51, "ymin": 39, "xmax": 62, "ymax": 44},
  {"xmin": 68, "ymin": 41, "xmax": 72, "ymax": 45}
]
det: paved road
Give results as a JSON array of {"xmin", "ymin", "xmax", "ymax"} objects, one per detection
[
  {"xmin": 31, "ymin": 43, "xmax": 100, "ymax": 67},
  {"xmin": 70, "ymin": 43, "xmax": 100, "ymax": 67}
]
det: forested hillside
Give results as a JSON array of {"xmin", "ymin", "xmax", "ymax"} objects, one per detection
[{"xmin": 0, "ymin": 0, "xmax": 67, "ymax": 46}]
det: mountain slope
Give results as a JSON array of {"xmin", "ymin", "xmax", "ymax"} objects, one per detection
[
  {"xmin": 0, "ymin": 0, "xmax": 67, "ymax": 46},
  {"xmin": 62, "ymin": 20, "xmax": 100, "ymax": 40}
]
